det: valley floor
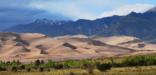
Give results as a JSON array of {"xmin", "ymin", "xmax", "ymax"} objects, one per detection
[{"xmin": 0, "ymin": 66, "xmax": 156, "ymax": 75}]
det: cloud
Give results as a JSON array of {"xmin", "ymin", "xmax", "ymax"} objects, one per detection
[
  {"xmin": 0, "ymin": 0, "xmax": 155, "ymax": 28},
  {"xmin": 30, "ymin": 1, "xmax": 95, "ymax": 20},
  {"xmin": 0, "ymin": 7, "xmax": 69, "ymax": 25},
  {"xmin": 99, "ymin": 4, "xmax": 154, "ymax": 18},
  {"xmin": 29, "ymin": 0, "xmax": 127, "ymax": 20},
  {"xmin": 30, "ymin": 1, "xmax": 155, "ymax": 20},
  {"xmin": 0, "ymin": 0, "xmax": 70, "ymax": 28},
  {"xmin": 0, "ymin": 7, "xmax": 45, "ymax": 28}
]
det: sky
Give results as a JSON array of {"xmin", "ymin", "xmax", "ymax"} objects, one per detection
[{"xmin": 0, "ymin": 0, "xmax": 156, "ymax": 28}]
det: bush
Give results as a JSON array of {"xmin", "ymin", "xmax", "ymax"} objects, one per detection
[
  {"xmin": 11, "ymin": 66, "xmax": 17, "ymax": 72},
  {"xmin": 97, "ymin": 63, "xmax": 111, "ymax": 72},
  {"xmin": 19, "ymin": 65, "xmax": 25, "ymax": 70},
  {"xmin": 26, "ymin": 68, "xmax": 31, "ymax": 72},
  {"xmin": 35, "ymin": 60, "xmax": 41, "ymax": 67},
  {"xmin": 39, "ymin": 67, "xmax": 44, "ymax": 72},
  {"xmin": 44, "ymin": 60, "xmax": 55, "ymax": 68},
  {"xmin": 54, "ymin": 63, "xmax": 63, "ymax": 69},
  {"xmin": 80, "ymin": 60, "xmax": 95, "ymax": 69},
  {"xmin": 63, "ymin": 60, "xmax": 81, "ymax": 68},
  {"xmin": 0, "ymin": 62, "xmax": 6, "ymax": 71},
  {"xmin": 6, "ymin": 61, "xmax": 11, "ymax": 65},
  {"xmin": 0, "ymin": 66, "xmax": 6, "ymax": 71},
  {"xmin": 122, "ymin": 56, "xmax": 156, "ymax": 66}
]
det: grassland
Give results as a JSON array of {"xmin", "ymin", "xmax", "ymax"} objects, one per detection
[
  {"xmin": 0, "ymin": 55, "xmax": 156, "ymax": 75},
  {"xmin": 0, "ymin": 66, "xmax": 156, "ymax": 75}
]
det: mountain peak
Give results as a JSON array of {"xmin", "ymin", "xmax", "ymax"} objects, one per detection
[
  {"xmin": 34, "ymin": 18, "xmax": 51, "ymax": 24},
  {"xmin": 128, "ymin": 12, "xmax": 138, "ymax": 16},
  {"xmin": 34, "ymin": 18, "xmax": 71, "ymax": 25},
  {"xmin": 76, "ymin": 19, "xmax": 91, "ymax": 22}
]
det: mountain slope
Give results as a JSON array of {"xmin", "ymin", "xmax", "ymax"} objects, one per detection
[{"xmin": 4, "ymin": 7, "xmax": 156, "ymax": 40}]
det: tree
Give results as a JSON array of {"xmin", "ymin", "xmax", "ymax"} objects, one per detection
[
  {"xmin": 122, "ymin": 56, "xmax": 146, "ymax": 66},
  {"xmin": 44, "ymin": 60, "xmax": 55, "ymax": 68},
  {"xmin": 54, "ymin": 63, "xmax": 63, "ymax": 69},
  {"xmin": 81, "ymin": 60, "xmax": 95, "ymax": 75},
  {"xmin": 39, "ymin": 67, "xmax": 44, "ymax": 72},
  {"xmin": 40, "ymin": 60, "xmax": 44, "ymax": 64},
  {"xmin": 35, "ymin": 60, "xmax": 41, "ymax": 67},
  {"xmin": 0, "ymin": 63, "xmax": 6, "ymax": 71},
  {"xmin": 10, "ymin": 60, "xmax": 21, "ymax": 72},
  {"xmin": 26, "ymin": 68, "xmax": 31, "ymax": 72},
  {"xmin": 11, "ymin": 66, "xmax": 17, "ymax": 72},
  {"xmin": 6, "ymin": 61, "xmax": 11, "ymax": 65},
  {"xmin": 63, "ymin": 60, "xmax": 81, "ymax": 68},
  {"xmin": 19, "ymin": 65, "xmax": 25, "ymax": 70},
  {"xmin": 97, "ymin": 63, "xmax": 111, "ymax": 72}
]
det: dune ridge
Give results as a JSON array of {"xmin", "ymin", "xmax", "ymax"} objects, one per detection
[{"xmin": 0, "ymin": 32, "xmax": 156, "ymax": 62}]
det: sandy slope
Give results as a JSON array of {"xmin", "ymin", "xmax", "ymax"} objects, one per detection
[
  {"xmin": 94, "ymin": 36, "xmax": 156, "ymax": 51},
  {"xmin": 0, "ymin": 32, "xmax": 156, "ymax": 62}
]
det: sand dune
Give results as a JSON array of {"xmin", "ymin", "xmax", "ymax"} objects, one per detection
[{"xmin": 0, "ymin": 32, "xmax": 156, "ymax": 62}]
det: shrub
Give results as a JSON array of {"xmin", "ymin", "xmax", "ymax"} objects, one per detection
[
  {"xmin": 122, "ymin": 56, "xmax": 156, "ymax": 66},
  {"xmin": 54, "ymin": 63, "xmax": 63, "ymax": 69},
  {"xmin": 6, "ymin": 61, "xmax": 11, "ymax": 65},
  {"xmin": 44, "ymin": 60, "xmax": 55, "ymax": 68},
  {"xmin": 97, "ymin": 63, "xmax": 111, "ymax": 72},
  {"xmin": 0, "ymin": 62, "xmax": 6, "ymax": 71},
  {"xmin": 63, "ymin": 60, "xmax": 81, "ymax": 68},
  {"xmin": 19, "ymin": 65, "xmax": 25, "ymax": 70},
  {"xmin": 80, "ymin": 60, "xmax": 95, "ymax": 69},
  {"xmin": 0, "ymin": 65, "xmax": 6, "ymax": 71},
  {"xmin": 26, "ymin": 68, "xmax": 31, "ymax": 72},
  {"xmin": 11, "ymin": 66, "xmax": 17, "ymax": 72},
  {"xmin": 35, "ymin": 60, "xmax": 41, "ymax": 67},
  {"xmin": 39, "ymin": 67, "xmax": 44, "ymax": 72}
]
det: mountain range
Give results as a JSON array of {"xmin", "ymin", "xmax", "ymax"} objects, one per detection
[{"xmin": 4, "ymin": 7, "xmax": 156, "ymax": 41}]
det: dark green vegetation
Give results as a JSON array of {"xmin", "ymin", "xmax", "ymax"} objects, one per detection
[{"xmin": 0, "ymin": 55, "xmax": 156, "ymax": 75}]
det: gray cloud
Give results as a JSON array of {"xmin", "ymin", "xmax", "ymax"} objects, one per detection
[{"xmin": 0, "ymin": 0, "xmax": 70, "ymax": 29}]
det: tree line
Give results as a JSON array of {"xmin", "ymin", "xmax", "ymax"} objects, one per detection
[{"xmin": 0, "ymin": 55, "xmax": 156, "ymax": 72}]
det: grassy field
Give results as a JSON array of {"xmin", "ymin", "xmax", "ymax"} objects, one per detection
[
  {"xmin": 0, "ymin": 66, "xmax": 156, "ymax": 75},
  {"xmin": 1, "ymin": 55, "xmax": 156, "ymax": 75}
]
